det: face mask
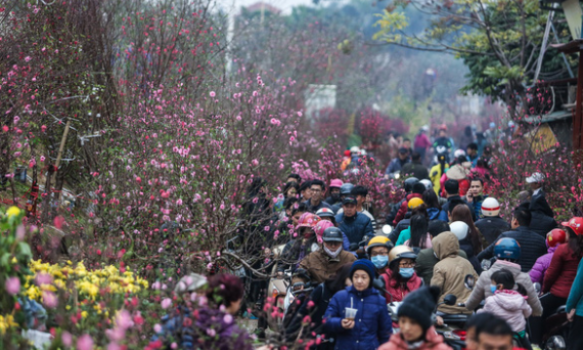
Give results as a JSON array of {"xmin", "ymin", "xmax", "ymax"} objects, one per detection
[
  {"xmin": 490, "ymin": 284, "xmax": 498, "ymax": 294},
  {"xmin": 324, "ymin": 245, "xmax": 342, "ymax": 258},
  {"xmin": 399, "ymin": 267, "xmax": 415, "ymax": 279},
  {"xmin": 331, "ymin": 193, "xmax": 340, "ymax": 201},
  {"xmin": 371, "ymin": 255, "xmax": 389, "ymax": 269}
]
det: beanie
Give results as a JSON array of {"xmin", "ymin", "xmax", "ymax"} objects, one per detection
[
  {"xmin": 350, "ymin": 259, "xmax": 375, "ymax": 288},
  {"xmin": 397, "ymin": 286, "xmax": 441, "ymax": 333}
]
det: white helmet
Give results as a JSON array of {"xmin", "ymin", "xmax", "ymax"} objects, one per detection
[
  {"xmin": 450, "ymin": 221, "xmax": 469, "ymax": 241},
  {"xmin": 454, "ymin": 149, "xmax": 466, "ymax": 158},
  {"xmin": 420, "ymin": 179, "xmax": 433, "ymax": 190},
  {"xmin": 350, "ymin": 146, "xmax": 360, "ymax": 154},
  {"xmin": 481, "ymin": 197, "xmax": 500, "ymax": 217}
]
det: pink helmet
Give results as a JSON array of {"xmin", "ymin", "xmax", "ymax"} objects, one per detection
[
  {"xmin": 314, "ymin": 220, "xmax": 335, "ymax": 244},
  {"xmin": 329, "ymin": 179, "xmax": 344, "ymax": 188},
  {"xmin": 296, "ymin": 213, "xmax": 321, "ymax": 231}
]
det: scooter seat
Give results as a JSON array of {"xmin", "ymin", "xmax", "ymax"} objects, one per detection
[{"xmin": 441, "ymin": 314, "xmax": 469, "ymax": 323}]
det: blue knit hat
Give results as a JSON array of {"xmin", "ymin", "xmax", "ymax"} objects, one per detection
[{"xmin": 350, "ymin": 259, "xmax": 375, "ymax": 288}]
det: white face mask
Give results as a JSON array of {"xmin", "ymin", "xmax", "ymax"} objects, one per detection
[{"xmin": 324, "ymin": 245, "xmax": 342, "ymax": 258}]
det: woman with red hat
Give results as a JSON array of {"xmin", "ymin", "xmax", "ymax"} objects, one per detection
[
  {"xmin": 530, "ymin": 218, "xmax": 583, "ymax": 346},
  {"xmin": 529, "ymin": 229, "xmax": 567, "ymax": 284}
]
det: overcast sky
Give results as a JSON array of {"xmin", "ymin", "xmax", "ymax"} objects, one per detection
[{"xmin": 216, "ymin": 0, "xmax": 349, "ymax": 15}]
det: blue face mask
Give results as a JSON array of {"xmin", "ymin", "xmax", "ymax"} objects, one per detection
[
  {"xmin": 490, "ymin": 284, "xmax": 498, "ymax": 294},
  {"xmin": 399, "ymin": 267, "xmax": 415, "ymax": 279},
  {"xmin": 371, "ymin": 255, "xmax": 389, "ymax": 269}
]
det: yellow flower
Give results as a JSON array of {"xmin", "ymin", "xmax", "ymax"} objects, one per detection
[
  {"xmin": 11, "ymin": 257, "xmax": 17, "ymax": 264},
  {"xmin": 6, "ymin": 206, "xmax": 21, "ymax": 218},
  {"xmin": 81, "ymin": 311, "xmax": 88, "ymax": 319},
  {"xmin": 0, "ymin": 314, "xmax": 18, "ymax": 334}
]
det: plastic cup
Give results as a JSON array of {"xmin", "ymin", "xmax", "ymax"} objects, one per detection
[{"xmin": 345, "ymin": 307, "xmax": 357, "ymax": 320}]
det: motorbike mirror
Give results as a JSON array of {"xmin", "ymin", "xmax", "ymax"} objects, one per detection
[
  {"xmin": 382, "ymin": 225, "xmax": 393, "ymax": 235},
  {"xmin": 464, "ymin": 274, "xmax": 476, "ymax": 290},
  {"xmin": 534, "ymin": 282, "xmax": 542, "ymax": 295},
  {"xmin": 443, "ymin": 294, "xmax": 457, "ymax": 306},
  {"xmin": 480, "ymin": 259, "xmax": 492, "ymax": 271},
  {"xmin": 349, "ymin": 243, "xmax": 359, "ymax": 251},
  {"xmin": 545, "ymin": 335, "xmax": 566, "ymax": 350}
]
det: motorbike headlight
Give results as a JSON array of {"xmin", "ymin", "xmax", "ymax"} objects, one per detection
[
  {"xmin": 546, "ymin": 335, "xmax": 566, "ymax": 350},
  {"xmin": 394, "ymin": 173, "xmax": 400, "ymax": 180}
]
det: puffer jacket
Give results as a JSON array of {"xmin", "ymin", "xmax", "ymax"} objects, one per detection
[
  {"xmin": 464, "ymin": 260, "xmax": 542, "ymax": 316},
  {"xmin": 324, "ymin": 285, "xmax": 393, "ymax": 350},
  {"xmin": 458, "ymin": 239, "xmax": 482, "ymax": 275},
  {"xmin": 529, "ymin": 245, "xmax": 557, "ymax": 283},
  {"xmin": 430, "ymin": 232, "xmax": 477, "ymax": 314},
  {"xmin": 477, "ymin": 226, "xmax": 547, "ymax": 272},
  {"xmin": 379, "ymin": 327, "xmax": 452, "ymax": 350},
  {"xmin": 393, "ymin": 193, "xmax": 422, "ymax": 226},
  {"xmin": 475, "ymin": 216, "xmax": 510, "ymax": 245},
  {"xmin": 299, "ymin": 249, "xmax": 356, "ymax": 284},
  {"xmin": 479, "ymin": 290, "xmax": 532, "ymax": 332},
  {"xmin": 380, "ymin": 269, "xmax": 423, "ymax": 303},
  {"xmin": 529, "ymin": 211, "xmax": 557, "ymax": 238},
  {"xmin": 543, "ymin": 243, "xmax": 582, "ymax": 299},
  {"xmin": 415, "ymin": 247, "xmax": 468, "ymax": 286},
  {"xmin": 336, "ymin": 212, "xmax": 374, "ymax": 245}
]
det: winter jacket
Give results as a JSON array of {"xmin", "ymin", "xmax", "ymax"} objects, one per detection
[
  {"xmin": 299, "ymin": 249, "xmax": 357, "ymax": 284},
  {"xmin": 543, "ymin": 243, "xmax": 582, "ymax": 299},
  {"xmin": 279, "ymin": 237, "xmax": 319, "ymax": 273},
  {"xmin": 415, "ymin": 247, "xmax": 468, "ymax": 286},
  {"xmin": 337, "ymin": 208, "xmax": 377, "ymax": 231},
  {"xmin": 387, "ymin": 198, "xmax": 406, "ymax": 229},
  {"xmin": 378, "ymin": 327, "xmax": 451, "ymax": 350},
  {"xmin": 478, "ymin": 226, "xmax": 547, "ymax": 272},
  {"xmin": 401, "ymin": 162, "xmax": 430, "ymax": 181},
  {"xmin": 324, "ymin": 285, "xmax": 393, "ymax": 350},
  {"xmin": 336, "ymin": 212, "xmax": 374, "ymax": 245},
  {"xmin": 528, "ymin": 211, "xmax": 557, "ymax": 238},
  {"xmin": 530, "ymin": 189, "xmax": 554, "ymax": 218},
  {"xmin": 467, "ymin": 195, "xmax": 486, "ymax": 219},
  {"xmin": 458, "ymin": 239, "xmax": 482, "ymax": 275},
  {"xmin": 304, "ymin": 199, "xmax": 333, "ymax": 214},
  {"xmin": 430, "ymin": 232, "xmax": 477, "ymax": 314},
  {"xmin": 385, "ymin": 157, "xmax": 410, "ymax": 175},
  {"xmin": 475, "ymin": 216, "xmax": 510, "ymax": 246},
  {"xmin": 566, "ymin": 259, "xmax": 583, "ymax": 317},
  {"xmin": 427, "ymin": 207, "xmax": 443, "ymax": 221},
  {"xmin": 464, "ymin": 260, "xmax": 542, "ymax": 316},
  {"xmin": 393, "ymin": 193, "xmax": 422, "ymax": 226},
  {"xmin": 389, "ymin": 214, "xmax": 412, "ymax": 243},
  {"xmin": 437, "ymin": 195, "xmax": 470, "ymax": 222},
  {"xmin": 529, "ymin": 245, "xmax": 557, "ymax": 284},
  {"xmin": 414, "ymin": 133, "xmax": 431, "ymax": 150},
  {"xmin": 429, "ymin": 163, "xmax": 449, "ymax": 195},
  {"xmin": 380, "ymin": 269, "xmax": 423, "ymax": 303},
  {"xmin": 479, "ymin": 290, "xmax": 532, "ymax": 332}
]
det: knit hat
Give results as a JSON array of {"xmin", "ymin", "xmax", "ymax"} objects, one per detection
[
  {"xmin": 350, "ymin": 259, "xmax": 375, "ymax": 288},
  {"xmin": 398, "ymin": 286, "xmax": 441, "ymax": 332}
]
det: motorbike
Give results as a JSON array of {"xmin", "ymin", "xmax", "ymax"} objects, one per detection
[
  {"xmin": 265, "ymin": 243, "xmax": 291, "ymax": 331},
  {"xmin": 533, "ymin": 283, "xmax": 569, "ymax": 350}
]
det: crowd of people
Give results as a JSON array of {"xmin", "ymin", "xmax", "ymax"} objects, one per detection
[{"xmin": 150, "ymin": 123, "xmax": 583, "ymax": 350}]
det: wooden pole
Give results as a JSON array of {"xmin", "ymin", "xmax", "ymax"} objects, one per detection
[{"xmin": 52, "ymin": 119, "xmax": 71, "ymax": 200}]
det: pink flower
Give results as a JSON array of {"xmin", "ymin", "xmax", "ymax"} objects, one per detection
[
  {"xmin": 35, "ymin": 273, "xmax": 53, "ymax": 286},
  {"xmin": 77, "ymin": 334, "xmax": 94, "ymax": 350},
  {"xmin": 5, "ymin": 277, "xmax": 20, "ymax": 295},
  {"xmin": 223, "ymin": 314, "xmax": 233, "ymax": 324},
  {"xmin": 154, "ymin": 324, "xmax": 162, "ymax": 333},
  {"xmin": 251, "ymin": 159, "xmax": 259, "ymax": 166},
  {"xmin": 116, "ymin": 309, "xmax": 133, "ymax": 329},
  {"xmin": 252, "ymin": 91, "xmax": 258, "ymax": 97},
  {"xmin": 206, "ymin": 328, "xmax": 216, "ymax": 337},
  {"xmin": 176, "ymin": 198, "xmax": 183, "ymax": 206},
  {"xmin": 62, "ymin": 332, "xmax": 72, "ymax": 347},
  {"xmin": 16, "ymin": 225, "xmax": 26, "ymax": 241},
  {"xmin": 161, "ymin": 298, "xmax": 172, "ymax": 309},
  {"xmin": 24, "ymin": 56, "xmax": 31, "ymax": 62},
  {"xmin": 42, "ymin": 291, "xmax": 58, "ymax": 308},
  {"xmin": 209, "ymin": 91, "xmax": 216, "ymax": 97},
  {"xmin": 40, "ymin": 155, "xmax": 46, "ymax": 162}
]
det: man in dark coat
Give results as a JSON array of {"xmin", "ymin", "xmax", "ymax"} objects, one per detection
[
  {"xmin": 526, "ymin": 172, "xmax": 554, "ymax": 218},
  {"xmin": 477, "ymin": 206, "xmax": 547, "ymax": 272},
  {"xmin": 401, "ymin": 152, "xmax": 429, "ymax": 180},
  {"xmin": 335, "ymin": 197, "xmax": 374, "ymax": 247},
  {"xmin": 475, "ymin": 197, "xmax": 511, "ymax": 245}
]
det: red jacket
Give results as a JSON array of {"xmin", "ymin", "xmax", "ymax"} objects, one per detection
[
  {"xmin": 393, "ymin": 193, "xmax": 422, "ymax": 226},
  {"xmin": 379, "ymin": 327, "xmax": 451, "ymax": 350},
  {"xmin": 381, "ymin": 269, "xmax": 423, "ymax": 303},
  {"xmin": 543, "ymin": 243, "xmax": 582, "ymax": 298}
]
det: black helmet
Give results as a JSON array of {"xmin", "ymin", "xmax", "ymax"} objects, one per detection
[
  {"xmin": 403, "ymin": 177, "xmax": 419, "ymax": 193},
  {"xmin": 322, "ymin": 227, "xmax": 344, "ymax": 242},
  {"xmin": 340, "ymin": 183, "xmax": 354, "ymax": 196}
]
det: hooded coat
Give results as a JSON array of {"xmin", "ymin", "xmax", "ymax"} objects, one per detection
[
  {"xmin": 479, "ymin": 290, "xmax": 532, "ymax": 332},
  {"xmin": 464, "ymin": 260, "xmax": 542, "ymax": 316},
  {"xmin": 378, "ymin": 327, "xmax": 451, "ymax": 350},
  {"xmin": 415, "ymin": 247, "xmax": 468, "ymax": 286},
  {"xmin": 299, "ymin": 249, "xmax": 356, "ymax": 284},
  {"xmin": 529, "ymin": 245, "xmax": 557, "ymax": 284},
  {"xmin": 324, "ymin": 285, "xmax": 393, "ymax": 350},
  {"xmin": 430, "ymin": 232, "xmax": 477, "ymax": 314}
]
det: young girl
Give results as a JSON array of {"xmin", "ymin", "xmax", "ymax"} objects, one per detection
[{"xmin": 479, "ymin": 269, "xmax": 532, "ymax": 338}]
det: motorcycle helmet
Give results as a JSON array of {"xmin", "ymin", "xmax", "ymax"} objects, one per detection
[
  {"xmin": 420, "ymin": 179, "xmax": 433, "ymax": 191},
  {"xmin": 439, "ymin": 124, "xmax": 448, "ymax": 131},
  {"xmin": 546, "ymin": 229, "xmax": 567, "ymax": 248},
  {"xmin": 494, "ymin": 238, "xmax": 521, "ymax": 260},
  {"xmin": 316, "ymin": 207, "xmax": 335, "ymax": 219},
  {"xmin": 408, "ymin": 197, "xmax": 425, "ymax": 210},
  {"xmin": 366, "ymin": 236, "xmax": 393, "ymax": 256},
  {"xmin": 404, "ymin": 177, "xmax": 420, "ymax": 193},
  {"xmin": 340, "ymin": 183, "xmax": 354, "ymax": 196},
  {"xmin": 314, "ymin": 220, "xmax": 335, "ymax": 244},
  {"xmin": 296, "ymin": 213, "xmax": 320, "ymax": 230},
  {"xmin": 454, "ymin": 149, "xmax": 466, "ymax": 158},
  {"xmin": 561, "ymin": 217, "xmax": 583, "ymax": 236},
  {"xmin": 388, "ymin": 245, "xmax": 417, "ymax": 265},
  {"xmin": 481, "ymin": 197, "xmax": 500, "ymax": 217},
  {"xmin": 449, "ymin": 221, "xmax": 469, "ymax": 241},
  {"xmin": 322, "ymin": 227, "xmax": 344, "ymax": 243}
]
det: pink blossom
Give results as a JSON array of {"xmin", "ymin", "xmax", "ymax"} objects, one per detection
[
  {"xmin": 116, "ymin": 309, "xmax": 133, "ymax": 329},
  {"xmin": 42, "ymin": 291, "xmax": 58, "ymax": 308},
  {"xmin": 251, "ymin": 159, "xmax": 259, "ymax": 166},
  {"xmin": 207, "ymin": 328, "xmax": 216, "ymax": 337},
  {"xmin": 61, "ymin": 332, "xmax": 72, "ymax": 347},
  {"xmin": 35, "ymin": 273, "xmax": 53, "ymax": 286},
  {"xmin": 252, "ymin": 91, "xmax": 258, "ymax": 97},
  {"xmin": 209, "ymin": 91, "xmax": 216, "ymax": 97},
  {"xmin": 77, "ymin": 334, "xmax": 94, "ymax": 350},
  {"xmin": 5, "ymin": 277, "xmax": 20, "ymax": 295},
  {"xmin": 223, "ymin": 314, "xmax": 233, "ymax": 324},
  {"xmin": 24, "ymin": 56, "xmax": 31, "ymax": 62},
  {"xmin": 154, "ymin": 324, "xmax": 162, "ymax": 333},
  {"xmin": 16, "ymin": 225, "xmax": 26, "ymax": 241},
  {"xmin": 40, "ymin": 155, "xmax": 46, "ymax": 162},
  {"xmin": 161, "ymin": 298, "xmax": 172, "ymax": 309},
  {"xmin": 41, "ymin": 125, "xmax": 47, "ymax": 132},
  {"xmin": 176, "ymin": 198, "xmax": 183, "ymax": 206}
]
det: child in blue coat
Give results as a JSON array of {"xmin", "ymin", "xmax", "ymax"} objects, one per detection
[{"xmin": 324, "ymin": 259, "xmax": 393, "ymax": 350}]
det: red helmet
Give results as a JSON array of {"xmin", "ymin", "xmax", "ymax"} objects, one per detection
[
  {"xmin": 546, "ymin": 229, "xmax": 567, "ymax": 247},
  {"xmin": 296, "ymin": 213, "xmax": 320, "ymax": 230},
  {"xmin": 439, "ymin": 124, "xmax": 448, "ymax": 131},
  {"xmin": 561, "ymin": 217, "xmax": 583, "ymax": 236}
]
